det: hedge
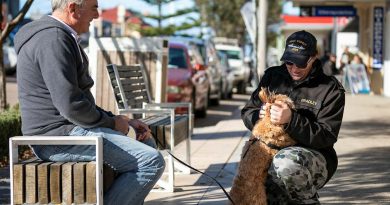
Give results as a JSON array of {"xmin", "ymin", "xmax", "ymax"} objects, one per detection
[{"xmin": 0, "ymin": 104, "xmax": 22, "ymax": 165}]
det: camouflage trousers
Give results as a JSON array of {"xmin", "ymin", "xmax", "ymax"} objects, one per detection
[{"xmin": 266, "ymin": 146, "xmax": 328, "ymax": 205}]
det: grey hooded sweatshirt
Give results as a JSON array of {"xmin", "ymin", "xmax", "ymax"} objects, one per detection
[{"xmin": 14, "ymin": 16, "xmax": 115, "ymax": 136}]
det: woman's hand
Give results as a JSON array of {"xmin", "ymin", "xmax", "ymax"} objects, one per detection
[{"xmin": 270, "ymin": 101, "xmax": 292, "ymax": 125}]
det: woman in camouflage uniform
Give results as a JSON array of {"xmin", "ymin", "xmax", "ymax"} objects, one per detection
[{"xmin": 241, "ymin": 30, "xmax": 345, "ymax": 205}]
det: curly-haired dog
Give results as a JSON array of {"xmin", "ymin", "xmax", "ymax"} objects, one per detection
[{"xmin": 229, "ymin": 88, "xmax": 296, "ymax": 205}]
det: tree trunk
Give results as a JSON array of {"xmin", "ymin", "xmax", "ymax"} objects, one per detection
[
  {"xmin": 0, "ymin": 0, "xmax": 34, "ymax": 111},
  {"xmin": 0, "ymin": 0, "xmax": 6, "ymax": 111}
]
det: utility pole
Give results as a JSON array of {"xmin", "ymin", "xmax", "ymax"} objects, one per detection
[
  {"xmin": 384, "ymin": 0, "xmax": 390, "ymax": 97},
  {"xmin": 257, "ymin": 0, "xmax": 268, "ymax": 79}
]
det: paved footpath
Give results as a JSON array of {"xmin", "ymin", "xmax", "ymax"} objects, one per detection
[
  {"xmin": 1, "ymin": 93, "xmax": 390, "ymax": 204},
  {"xmin": 146, "ymin": 93, "xmax": 390, "ymax": 205}
]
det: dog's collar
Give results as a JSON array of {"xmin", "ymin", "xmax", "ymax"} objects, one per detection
[
  {"xmin": 242, "ymin": 137, "xmax": 282, "ymax": 159},
  {"xmin": 254, "ymin": 137, "xmax": 282, "ymax": 150}
]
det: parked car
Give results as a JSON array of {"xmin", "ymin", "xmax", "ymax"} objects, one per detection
[
  {"xmin": 167, "ymin": 42, "xmax": 209, "ymax": 118},
  {"xmin": 169, "ymin": 36, "xmax": 223, "ymax": 106},
  {"xmin": 204, "ymin": 40, "xmax": 224, "ymax": 105},
  {"xmin": 3, "ymin": 45, "xmax": 17, "ymax": 75},
  {"xmin": 215, "ymin": 38, "xmax": 250, "ymax": 94},
  {"xmin": 217, "ymin": 52, "xmax": 234, "ymax": 99}
]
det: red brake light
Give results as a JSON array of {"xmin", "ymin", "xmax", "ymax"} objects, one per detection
[{"xmin": 194, "ymin": 64, "xmax": 206, "ymax": 71}]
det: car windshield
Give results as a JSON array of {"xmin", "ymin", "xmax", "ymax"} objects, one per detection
[
  {"xmin": 218, "ymin": 49, "xmax": 241, "ymax": 60},
  {"xmin": 168, "ymin": 47, "xmax": 188, "ymax": 69}
]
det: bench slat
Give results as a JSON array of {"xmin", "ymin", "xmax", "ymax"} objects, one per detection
[
  {"xmin": 13, "ymin": 164, "xmax": 24, "ymax": 204},
  {"xmin": 62, "ymin": 162, "xmax": 75, "ymax": 205},
  {"xmin": 73, "ymin": 162, "xmax": 87, "ymax": 204},
  {"xmin": 86, "ymin": 162, "xmax": 97, "ymax": 203},
  {"xmin": 26, "ymin": 162, "xmax": 39, "ymax": 204},
  {"xmin": 50, "ymin": 162, "xmax": 63, "ymax": 204},
  {"xmin": 38, "ymin": 162, "xmax": 52, "ymax": 204}
]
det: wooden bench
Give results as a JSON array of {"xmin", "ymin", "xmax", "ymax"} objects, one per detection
[
  {"xmin": 9, "ymin": 136, "xmax": 112, "ymax": 205},
  {"xmin": 107, "ymin": 64, "xmax": 193, "ymax": 192}
]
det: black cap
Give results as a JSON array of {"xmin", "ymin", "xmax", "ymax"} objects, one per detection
[{"xmin": 280, "ymin": 30, "xmax": 317, "ymax": 67}]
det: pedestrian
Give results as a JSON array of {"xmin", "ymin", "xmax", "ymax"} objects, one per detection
[
  {"xmin": 339, "ymin": 46, "xmax": 353, "ymax": 71},
  {"xmin": 14, "ymin": 0, "xmax": 165, "ymax": 204},
  {"xmin": 241, "ymin": 30, "xmax": 345, "ymax": 204},
  {"xmin": 319, "ymin": 50, "xmax": 330, "ymax": 65},
  {"xmin": 351, "ymin": 54, "xmax": 369, "ymax": 76},
  {"xmin": 322, "ymin": 53, "xmax": 338, "ymax": 76}
]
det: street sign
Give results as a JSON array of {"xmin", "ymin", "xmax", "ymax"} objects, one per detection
[
  {"xmin": 372, "ymin": 7, "xmax": 384, "ymax": 69},
  {"xmin": 240, "ymin": 1, "xmax": 256, "ymax": 45},
  {"xmin": 300, "ymin": 6, "xmax": 356, "ymax": 17}
]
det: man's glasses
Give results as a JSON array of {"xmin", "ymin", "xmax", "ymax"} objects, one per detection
[{"xmin": 285, "ymin": 57, "xmax": 312, "ymax": 69}]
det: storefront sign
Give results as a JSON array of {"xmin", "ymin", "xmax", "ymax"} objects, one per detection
[
  {"xmin": 300, "ymin": 6, "xmax": 356, "ymax": 17},
  {"xmin": 373, "ymin": 7, "xmax": 384, "ymax": 69}
]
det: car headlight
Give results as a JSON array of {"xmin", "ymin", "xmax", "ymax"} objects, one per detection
[{"xmin": 167, "ymin": 86, "xmax": 181, "ymax": 94}]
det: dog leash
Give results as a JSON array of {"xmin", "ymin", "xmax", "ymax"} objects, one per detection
[{"xmin": 153, "ymin": 137, "xmax": 236, "ymax": 205}]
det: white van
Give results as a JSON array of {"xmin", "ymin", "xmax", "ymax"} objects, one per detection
[{"xmin": 215, "ymin": 42, "xmax": 250, "ymax": 94}]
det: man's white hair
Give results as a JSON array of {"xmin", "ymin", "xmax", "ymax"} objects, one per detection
[{"xmin": 51, "ymin": 0, "xmax": 86, "ymax": 11}]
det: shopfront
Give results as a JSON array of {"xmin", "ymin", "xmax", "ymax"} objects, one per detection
[{"xmin": 290, "ymin": 0, "xmax": 390, "ymax": 96}]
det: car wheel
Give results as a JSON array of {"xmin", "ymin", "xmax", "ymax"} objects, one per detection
[
  {"xmin": 209, "ymin": 84, "xmax": 221, "ymax": 106},
  {"xmin": 194, "ymin": 88, "xmax": 208, "ymax": 118},
  {"xmin": 227, "ymin": 91, "xmax": 233, "ymax": 99},
  {"xmin": 237, "ymin": 81, "xmax": 246, "ymax": 94}
]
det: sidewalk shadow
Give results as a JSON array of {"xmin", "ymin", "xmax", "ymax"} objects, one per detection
[
  {"xmin": 0, "ymin": 167, "xmax": 10, "ymax": 205},
  {"xmin": 194, "ymin": 93, "xmax": 250, "ymax": 128},
  {"xmin": 192, "ymin": 130, "xmax": 247, "ymax": 140},
  {"xmin": 195, "ymin": 103, "xmax": 242, "ymax": 128},
  {"xmin": 340, "ymin": 118, "xmax": 390, "ymax": 137},
  {"xmin": 320, "ymin": 146, "xmax": 390, "ymax": 202},
  {"xmin": 145, "ymin": 162, "xmax": 237, "ymax": 205}
]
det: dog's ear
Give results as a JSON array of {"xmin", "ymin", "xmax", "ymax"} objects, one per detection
[{"xmin": 259, "ymin": 87, "xmax": 268, "ymax": 103}]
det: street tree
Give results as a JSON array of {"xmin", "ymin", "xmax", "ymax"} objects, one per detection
[
  {"xmin": 138, "ymin": 0, "xmax": 201, "ymax": 36},
  {"xmin": 194, "ymin": 0, "xmax": 282, "ymax": 46},
  {"xmin": 195, "ymin": 0, "xmax": 246, "ymax": 44},
  {"xmin": 0, "ymin": 0, "xmax": 34, "ymax": 111}
]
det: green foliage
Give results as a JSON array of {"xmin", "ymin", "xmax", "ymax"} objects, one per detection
[
  {"xmin": 0, "ymin": 104, "xmax": 22, "ymax": 162},
  {"xmin": 195, "ymin": 0, "xmax": 247, "ymax": 44},
  {"xmin": 139, "ymin": 0, "xmax": 199, "ymax": 36},
  {"xmin": 142, "ymin": 0, "xmax": 174, "ymax": 4},
  {"xmin": 145, "ymin": 7, "xmax": 199, "ymax": 20},
  {"xmin": 140, "ymin": 19, "xmax": 201, "ymax": 36},
  {"xmin": 194, "ymin": 0, "xmax": 283, "ymax": 46}
]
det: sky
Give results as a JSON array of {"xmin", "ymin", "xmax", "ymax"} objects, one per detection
[
  {"xmin": 20, "ymin": 0, "xmax": 198, "ymax": 26},
  {"xmin": 20, "ymin": 0, "xmax": 299, "ymax": 29}
]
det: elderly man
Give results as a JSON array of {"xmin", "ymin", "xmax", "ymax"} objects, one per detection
[
  {"xmin": 14, "ymin": 0, "xmax": 165, "ymax": 204},
  {"xmin": 242, "ymin": 30, "xmax": 345, "ymax": 204}
]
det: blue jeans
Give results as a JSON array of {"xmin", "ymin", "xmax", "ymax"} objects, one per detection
[{"xmin": 31, "ymin": 126, "xmax": 165, "ymax": 205}]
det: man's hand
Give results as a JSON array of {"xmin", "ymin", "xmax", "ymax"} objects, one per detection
[
  {"xmin": 114, "ymin": 115, "xmax": 130, "ymax": 135},
  {"xmin": 270, "ymin": 101, "xmax": 292, "ymax": 125},
  {"xmin": 128, "ymin": 119, "xmax": 152, "ymax": 141}
]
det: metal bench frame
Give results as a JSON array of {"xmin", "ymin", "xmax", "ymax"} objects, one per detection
[
  {"xmin": 9, "ymin": 136, "xmax": 103, "ymax": 205},
  {"xmin": 107, "ymin": 64, "xmax": 193, "ymax": 192}
]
